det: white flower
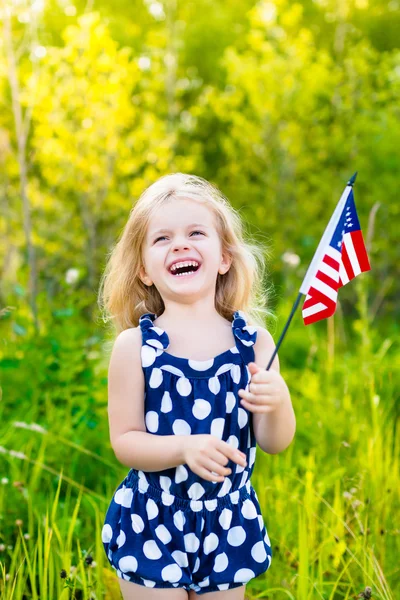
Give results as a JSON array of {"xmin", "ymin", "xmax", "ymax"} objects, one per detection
[
  {"xmin": 1, "ymin": 478, "xmax": 9, "ymax": 484},
  {"xmin": 138, "ymin": 56, "xmax": 151, "ymax": 71},
  {"xmin": 282, "ymin": 251, "xmax": 300, "ymax": 267},
  {"xmin": 65, "ymin": 268, "xmax": 79, "ymax": 285}
]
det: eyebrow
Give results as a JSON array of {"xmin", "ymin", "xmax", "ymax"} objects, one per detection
[{"xmin": 150, "ymin": 223, "xmax": 209, "ymax": 236}]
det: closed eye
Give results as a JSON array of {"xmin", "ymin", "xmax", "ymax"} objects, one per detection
[{"xmin": 154, "ymin": 231, "xmax": 205, "ymax": 243}]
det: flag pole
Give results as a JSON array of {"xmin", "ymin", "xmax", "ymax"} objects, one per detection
[{"xmin": 265, "ymin": 171, "xmax": 358, "ymax": 371}]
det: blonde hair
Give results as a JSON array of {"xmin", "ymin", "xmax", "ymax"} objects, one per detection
[{"xmin": 97, "ymin": 173, "xmax": 275, "ymax": 336}]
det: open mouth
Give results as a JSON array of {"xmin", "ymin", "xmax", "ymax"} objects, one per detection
[{"xmin": 168, "ymin": 263, "xmax": 201, "ymax": 278}]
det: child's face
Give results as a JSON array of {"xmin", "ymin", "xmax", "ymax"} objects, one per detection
[{"xmin": 139, "ymin": 198, "xmax": 231, "ymax": 301}]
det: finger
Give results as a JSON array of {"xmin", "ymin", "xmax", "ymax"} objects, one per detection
[
  {"xmin": 238, "ymin": 389, "xmax": 268, "ymax": 404},
  {"xmin": 221, "ymin": 444, "xmax": 247, "ymax": 467},
  {"xmin": 201, "ymin": 457, "xmax": 232, "ymax": 477},
  {"xmin": 195, "ymin": 465, "xmax": 226, "ymax": 483},
  {"xmin": 249, "ymin": 382, "xmax": 271, "ymax": 395},
  {"xmin": 239, "ymin": 398, "xmax": 276, "ymax": 413},
  {"xmin": 209, "ymin": 449, "xmax": 231, "ymax": 468}
]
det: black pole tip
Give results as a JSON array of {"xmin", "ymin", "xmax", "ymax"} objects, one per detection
[{"xmin": 347, "ymin": 171, "xmax": 358, "ymax": 186}]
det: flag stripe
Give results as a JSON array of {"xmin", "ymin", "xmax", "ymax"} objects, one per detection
[
  {"xmin": 341, "ymin": 242, "xmax": 355, "ymax": 280},
  {"xmin": 344, "ymin": 233, "xmax": 361, "ymax": 276},
  {"xmin": 318, "ymin": 261, "xmax": 340, "ymax": 283},
  {"xmin": 351, "ymin": 230, "xmax": 371, "ymax": 271},
  {"xmin": 302, "ymin": 302, "xmax": 327, "ymax": 319},
  {"xmin": 311, "ymin": 277, "xmax": 338, "ymax": 302}
]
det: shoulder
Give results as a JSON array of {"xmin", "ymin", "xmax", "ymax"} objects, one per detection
[
  {"xmin": 253, "ymin": 325, "xmax": 280, "ymax": 372},
  {"xmin": 110, "ymin": 326, "xmax": 142, "ymax": 360}
]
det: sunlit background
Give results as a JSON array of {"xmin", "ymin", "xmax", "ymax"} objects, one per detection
[{"xmin": 0, "ymin": 0, "xmax": 399, "ymax": 598}]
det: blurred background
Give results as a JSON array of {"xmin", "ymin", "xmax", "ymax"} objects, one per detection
[{"xmin": 0, "ymin": 0, "xmax": 399, "ymax": 598}]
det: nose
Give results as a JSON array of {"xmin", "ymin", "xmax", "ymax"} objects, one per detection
[{"xmin": 172, "ymin": 240, "xmax": 191, "ymax": 252}]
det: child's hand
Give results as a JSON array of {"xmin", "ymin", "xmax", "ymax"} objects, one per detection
[
  {"xmin": 183, "ymin": 434, "xmax": 247, "ymax": 483},
  {"xmin": 238, "ymin": 362, "xmax": 287, "ymax": 414}
]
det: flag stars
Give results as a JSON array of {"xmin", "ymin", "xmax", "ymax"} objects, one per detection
[{"xmin": 337, "ymin": 241, "xmax": 342, "ymax": 248}]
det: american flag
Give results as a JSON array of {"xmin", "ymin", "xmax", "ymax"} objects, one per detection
[{"xmin": 300, "ymin": 181, "xmax": 371, "ymax": 325}]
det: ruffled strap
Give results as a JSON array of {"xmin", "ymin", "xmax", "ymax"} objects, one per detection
[
  {"xmin": 139, "ymin": 312, "xmax": 170, "ymax": 353},
  {"xmin": 232, "ymin": 310, "xmax": 258, "ymax": 364}
]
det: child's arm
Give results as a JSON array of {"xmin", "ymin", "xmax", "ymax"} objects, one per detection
[
  {"xmin": 107, "ymin": 327, "xmax": 250, "ymax": 479},
  {"xmin": 239, "ymin": 326, "xmax": 296, "ymax": 455},
  {"xmin": 107, "ymin": 327, "xmax": 186, "ymax": 471}
]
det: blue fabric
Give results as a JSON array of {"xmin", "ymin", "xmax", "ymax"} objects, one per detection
[{"xmin": 102, "ymin": 310, "xmax": 273, "ymax": 594}]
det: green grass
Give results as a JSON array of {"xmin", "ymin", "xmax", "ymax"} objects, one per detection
[{"xmin": 0, "ymin": 287, "xmax": 398, "ymax": 599}]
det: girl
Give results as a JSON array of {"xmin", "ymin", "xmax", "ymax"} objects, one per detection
[{"xmin": 99, "ymin": 173, "xmax": 296, "ymax": 599}]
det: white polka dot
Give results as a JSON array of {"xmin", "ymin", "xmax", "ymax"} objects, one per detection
[
  {"xmin": 251, "ymin": 541, "xmax": 267, "ymax": 563},
  {"xmin": 119, "ymin": 555, "xmax": 138, "ymax": 573},
  {"xmin": 138, "ymin": 471, "xmax": 149, "ymax": 493},
  {"xmin": 161, "ymin": 492, "xmax": 174, "ymax": 506},
  {"xmin": 217, "ymin": 476, "xmax": 232, "ymax": 497},
  {"xmin": 190, "ymin": 500, "xmax": 203, "ymax": 512},
  {"xmin": 193, "ymin": 556, "xmax": 200, "ymax": 573},
  {"xmin": 234, "ymin": 568, "xmax": 255, "ymax": 582},
  {"xmin": 131, "ymin": 513, "xmax": 145, "ymax": 534},
  {"xmin": 225, "ymin": 392, "xmax": 236, "ymax": 413},
  {"xmin": 149, "ymin": 367, "xmax": 163, "ymax": 388},
  {"xmin": 161, "ymin": 391, "xmax": 172, "ymax": 413},
  {"xmin": 241, "ymin": 498, "xmax": 258, "ymax": 519},
  {"xmin": 219, "ymin": 508, "xmax": 232, "ymax": 530},
  {"xmin": 238, "ymin": 408, "xmax": 248, "ymax": 428},
  {"xmin": 116, "ymin": 530, "xmax": 126, "ymax": 548},
  {"xmin": 208, "ymin": 376, "xmax": 220, "ymax": 395},
  {"xmin": 264, "ymin": 529, "xmax": 271, "ymax": 546},
  {"xmin": 213, "ymin": 552, "xmax": 228, "ymax": 572},
  {"xmin": 176, "ymin": 377, "xmax": 192, "ymax": 396},
  {"xmin": 230, "ymin": 490, "xmax": 240, "ymax": 504},
  {"xmin": 101, "ymin": 524, "xmax": 112, "ymax": 543},
  {"xmin": 227, "ymin": 525, "xmax": 246, "ymax": 546},
  {"xmin": 205, "ymin": 499, "xmax": 217, "ymax": 511},
  {"xmin": 201, "ymin": 517, "xmax": 205, "ymax": 531},
  {"xmin": 198, "ymin": 577, "xmax": 210, "ymax": 588},
  {"xmin": 142, "ymin": 579, "xmax": 156, "ymax": 587},
  {"xmin": 226, "ymin": 435, "xmax": 239, "ymax": 449},
  {"xmin": 114, "ymin": 486, "xmax": 133, "ymax": 507},
  {"xmin": 172, "ymin": 550, "xmax": 188, "ymax": 567},
  {"xmin": 143, "ymin": 540, "xmax": 162, "ymax": 560},
  {"xmin": 172, "ymin": 419, "xmax": 191, "ymax": 435},
  {"xmin": 258, "ymin": 515, "xmax": 264, "ymax": 531},
  {"xmin": 210, "ymin": 418, "xmax": 225, "ymax": 439},
  {"xmin": 192, "ymin": 399, "xmax": 212, "ymax": 420},
  {"xmin": 249, "ymin": 446, "xmax": 256, "ymax": 467},
  {"xmin": 230, "ymin": 364, "xmax": 241, "ymax": 384},
  {"xmin": 184, "ymin": 533, "xmax": 200, "ymax": 553},
  {"xmin": 173, "ymin": 510, "xmax": 185, "ymax": 531},
  {"xmin": 161, "ymin": 563, "xmax": 182, "ymax": 582},
  {"xmin": 159, "ymin": 476, "xmax": 171, "ymax": 492},
  {"xmin": 155, "ymin": 524, "xmax": 171, "ymax": 544},
  {"xmin": 145, "ymin": 411, "xmax": 159, "ymax": 433},
  {"xmin": 203, "ymin": 532, "xmax": 219, "ymax": 555},
  {"xmin": 189, "ymin": 358, "xmax": 214, "ymax": 371},
  {"xmin": 175, "ymin": 465, "xmax": 188, "ymax": 483},
  {"xmin": 141, "ymin": 345, "xmax": 157, "ymax": 368},
  {"xmin": 146, "ymin": 498, "xmax": 159, "ymax": 520},
  {"xmin": 239, "ymin": 470, "xmax": 248, "ymax": 488},
  {"xmin": 188, "ymin": 482, "xmax": 205, "ymax": 500},
  {"xmin": 217, "ymin": 583, "xmax": 230, "ymax": 590}
]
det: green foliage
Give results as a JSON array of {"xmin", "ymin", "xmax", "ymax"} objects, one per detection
[{"xmin": 0, "ymin": 0, "xmax": 399, "ymax": 597}]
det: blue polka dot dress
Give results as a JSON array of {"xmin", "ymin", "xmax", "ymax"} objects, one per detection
[{"xmin": 102, "ymin": 310, "xmax": 273, "ymax": 594}]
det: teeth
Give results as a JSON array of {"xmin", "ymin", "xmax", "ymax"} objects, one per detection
[{"xmin": 170, "ymin": 261, "xmax": 199, "ymax": 273}]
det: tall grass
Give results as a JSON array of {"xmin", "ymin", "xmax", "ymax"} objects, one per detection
[{"xmin": 0, "ymin": 280, "xmax": 398, "ymax": 599}]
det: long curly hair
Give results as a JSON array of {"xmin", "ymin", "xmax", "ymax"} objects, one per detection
[{"xmin": 97, "ymin": 173, "xmax": 274, "ymax": 336}]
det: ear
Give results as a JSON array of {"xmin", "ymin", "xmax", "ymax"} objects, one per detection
[
  {"xmin": 139, "ymin": 265, "xmax": 152, "ymax": 287},
  {"xmin": 219, "ymin": 250, "xmax": 232, "ymax": 275}
]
